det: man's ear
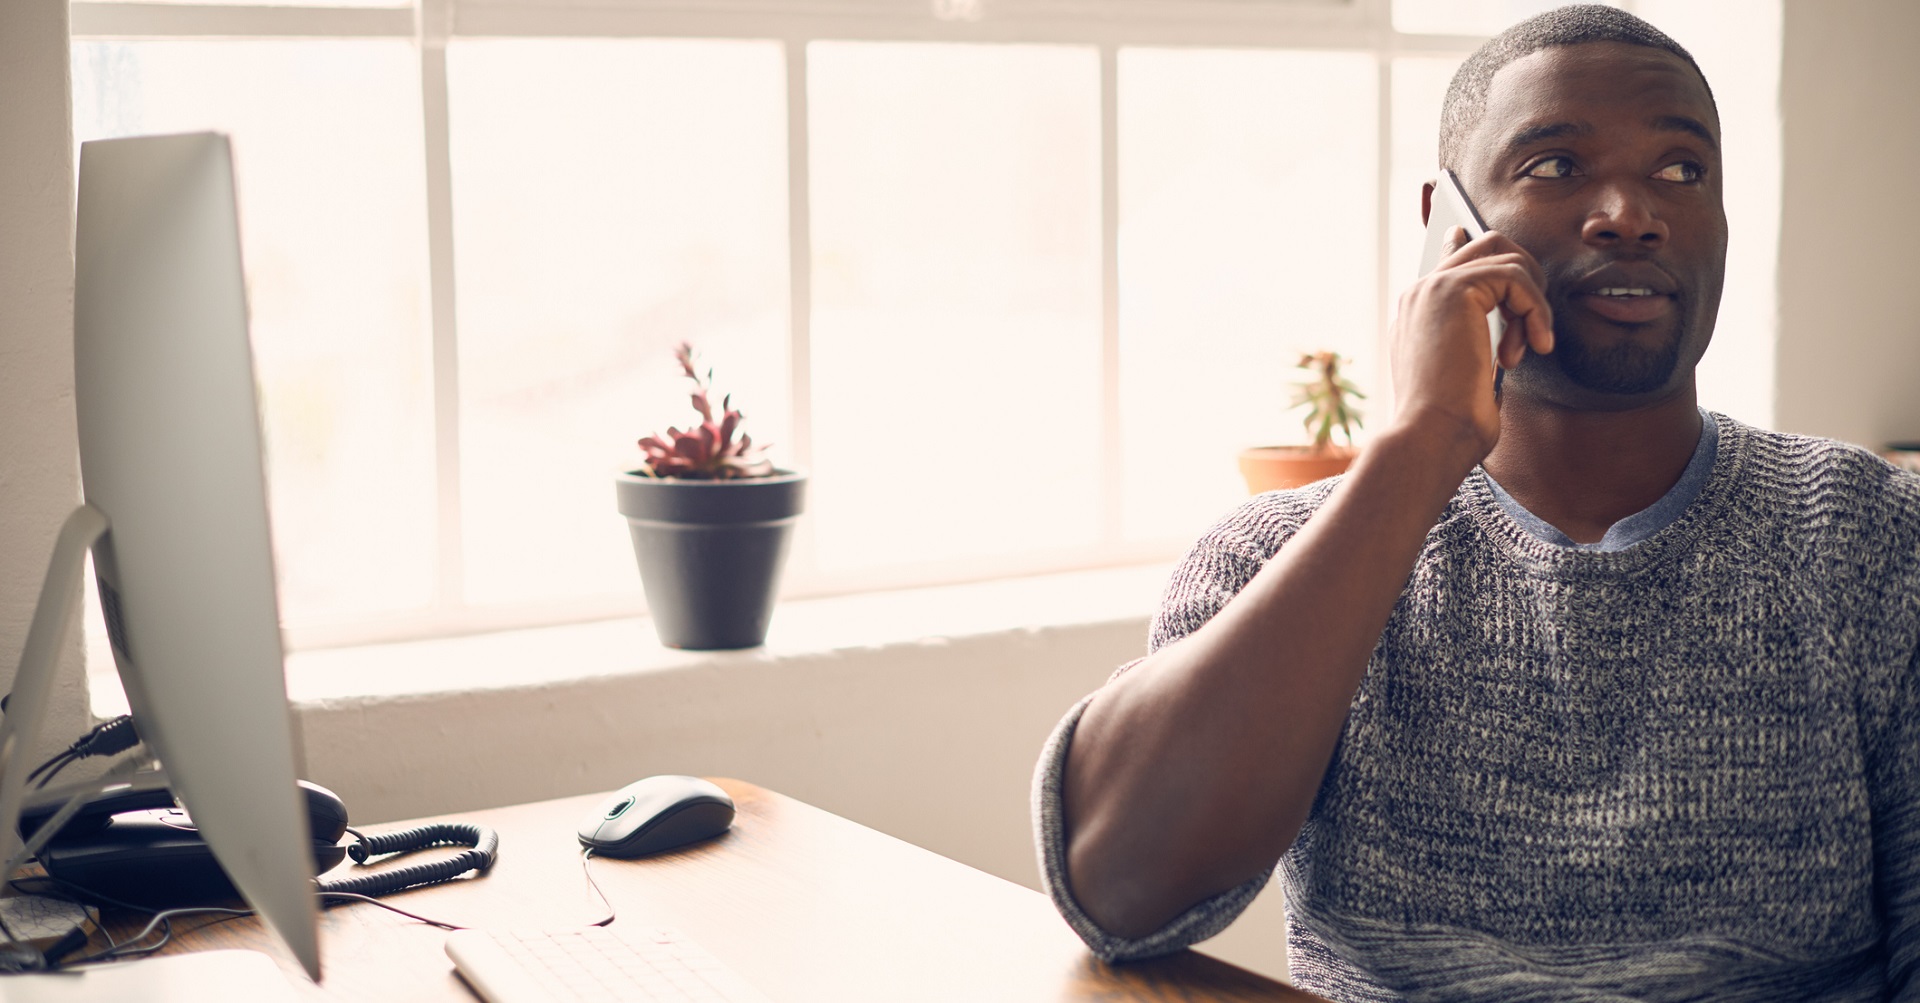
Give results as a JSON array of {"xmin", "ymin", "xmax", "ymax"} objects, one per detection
[{"xmin": 1421, "ymin": 181, "xmax": 1436, "ymax": 227}]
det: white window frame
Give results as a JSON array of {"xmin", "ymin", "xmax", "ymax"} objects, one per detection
[{"xmin": 66, "ymin": 0, "xmax": 1596, "ymax": 650}]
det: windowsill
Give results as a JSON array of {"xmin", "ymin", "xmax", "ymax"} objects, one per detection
[{"xmin": 91, "ymin": 563, "xmax": 1171, "ymax": 716}]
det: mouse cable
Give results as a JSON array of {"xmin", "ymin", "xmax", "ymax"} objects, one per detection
[{"xmin": 580, "ymin": 848, "xmax": 615, "ymax": 928}]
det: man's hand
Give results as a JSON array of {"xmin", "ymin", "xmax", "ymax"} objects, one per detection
[{"xmin": 1390, "ymin": 227, "xmax": 1555, "ymax": 462}]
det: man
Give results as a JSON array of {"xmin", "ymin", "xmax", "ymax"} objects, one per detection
[{"xmin": 1033, "ymin": 6, "xmax": 1920, "ymax": 1001}]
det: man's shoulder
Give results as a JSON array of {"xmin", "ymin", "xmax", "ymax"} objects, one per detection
[
  {"xmin": 1203, "ymin": 475, "xmax": 1349, "ymax": 558},
  {"xmin": 1718, "ymin": 416, "xmax": 1920, "ymax": 573},
  {"xmin": 1722, "ymin": 415, "xmax": 1920, "ymax": 511}
]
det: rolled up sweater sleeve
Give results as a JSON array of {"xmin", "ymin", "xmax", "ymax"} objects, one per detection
[
  {"xmin": 1028, "ymin": 492, "xmax": 1315, "ymax": 962},
  {"xmin": 1030, "ymin": 686, "xmax": 1273, "ymax": 963}
]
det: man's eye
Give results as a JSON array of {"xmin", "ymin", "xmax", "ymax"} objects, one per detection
[
  {"xmin": 1653, "ymin": 161, "xmax": 1705, "ymax": 183},
  {"xmin": 1523, "ymin": 156, "xmax": 1579, "ymax": 178}
]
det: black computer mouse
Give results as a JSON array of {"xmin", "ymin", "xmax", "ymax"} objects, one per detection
[{"xmin": 576, "ymin": 776, "xmax": 735, "ymax": 858}]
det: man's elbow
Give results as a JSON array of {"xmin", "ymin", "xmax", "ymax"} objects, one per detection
[{"xmin": 1065, "ymin": 828, "xmax": 1185, "ymax": 941}]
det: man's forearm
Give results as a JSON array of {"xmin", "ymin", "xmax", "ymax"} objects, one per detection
[{"xmin": 1060, "ymin": 420, "xmax": 1483, "ymax": 939}]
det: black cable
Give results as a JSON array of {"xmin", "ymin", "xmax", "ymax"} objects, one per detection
[
  {"xmin": 62, "ymin": 921, "xmax": 170, "ymax": 966},
  {"xmin": 115, "ymin": 906, "xmax": 253, "ymax": 956},
  {"xmin": 25, "ymin": 752, "xmax": 76, "ymax": 790},
  {"xmin": 58, "ymin": 905, "xmax": 251, "ymax": 967},
  {"xmin": 12, "ymin": 875, "xmax": 162, "ymax": 917},
  {"xmin": 319, "ymin": 822, "xmax": 498, "ymax": 899},
  {"xmin": 40, "ymin": 926, "xmax": 90, "ymax": 967},
  {"xmin": 317, "ymin": 891, "xmax": 467, "ymax": 930},
  {"xmin": 12, "ymin": 874, "xmax": 494, "ymax": 966},
  {"xmin": 111, "ymin": 922, "xmax": 170, "ymax": 961},
  {"xmin": 344, "ymin": 822, "xmax": 493, "ymax": 864},
  {"xmin": 26, "ymin": 716, "xmax": 140, "ymax": 790},
  {"xmin": 15, "ymin": 819, "xmax": 501, "ymax": 949},
  {"xmin": 7, "ymin": 877, "xmax": 250, "ymax": 969},
  {"xmin": 0, "ymin": 878, "xmax": 104, "ymax": 968},
  {"xmin": 11, "ymin": 836, "xmax": 623, "ymax": 967}
]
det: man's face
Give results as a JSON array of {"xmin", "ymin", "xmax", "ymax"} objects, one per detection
[{"xmin": 1458, "ymin": 42, "xmax": 1727, "ymax": 405}]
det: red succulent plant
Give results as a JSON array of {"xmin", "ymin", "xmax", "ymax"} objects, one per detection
[{"xmin": 636, "ymin": 341, "xmax": 774, "ymax": 480}]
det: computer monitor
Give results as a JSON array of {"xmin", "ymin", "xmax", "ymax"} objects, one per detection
[{"xmin": 0, "ymin": 132, "xmax": 321, "ymax": 979}]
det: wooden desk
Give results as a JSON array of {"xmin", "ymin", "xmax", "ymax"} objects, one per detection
[{"xmin": 110, "ymin": 779, "xmax": 1320, "ymax": 1001}]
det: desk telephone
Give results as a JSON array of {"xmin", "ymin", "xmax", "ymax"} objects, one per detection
[{"xmin": 19, "ymin": 779, "xmax": 497, "ymax": 908}]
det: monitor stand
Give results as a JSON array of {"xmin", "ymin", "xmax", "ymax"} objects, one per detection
[
  {"xmin": 0, "ymin": 503, "xmax": 322, "ymax": 981},
  {"xmin": 0, "ymin": 504, "xmax": 110, "ymax": 878}
]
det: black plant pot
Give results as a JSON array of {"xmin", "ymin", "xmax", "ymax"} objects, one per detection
[{"xmin": 614, "ymin": 470, "xmax": 806, "ymax": 650}]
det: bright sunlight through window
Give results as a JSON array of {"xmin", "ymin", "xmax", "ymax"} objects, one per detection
[{"xmin": 67, "ymin": 0, "xmax": 1781, "ymax": 651}]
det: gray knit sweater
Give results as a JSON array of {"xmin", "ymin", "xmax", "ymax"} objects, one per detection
[{"xmin": 1033, "ymin": 415, "xmax": 1920, "ymax": 1001}]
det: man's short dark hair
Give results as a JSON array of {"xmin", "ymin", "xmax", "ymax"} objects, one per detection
[{"xmin": 1438, "ymin": 4, "xmax": 1715, "ymax": 170}]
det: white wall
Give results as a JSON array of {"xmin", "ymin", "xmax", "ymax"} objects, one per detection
[
  {"xmin": 1774, "ymin": 0, "xmax": 1920, "ymax": 446},
  {"xmin": 294, "ymin": 620, "xmax": 1132, "ymax": 884},
  {"xmin": 0, "ymin": 0, "xmax": 92, "ymax": 764}
]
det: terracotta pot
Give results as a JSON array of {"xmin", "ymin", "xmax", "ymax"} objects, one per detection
[{"xmin": 1237, "ymin": 445, "xmax": 1357, "ymax": 494}]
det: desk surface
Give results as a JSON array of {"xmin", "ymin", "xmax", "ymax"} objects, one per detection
[{"xmin": 114, "ymin": 779, "xmax": 1318, "ymax": 1001}]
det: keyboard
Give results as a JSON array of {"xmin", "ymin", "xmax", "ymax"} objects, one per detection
[{"xmin": 444, "ymin": 926, "xmax": 773, "ymax": 1003}]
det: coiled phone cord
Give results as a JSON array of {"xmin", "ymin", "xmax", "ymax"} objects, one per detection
[{"xmin": 315, "ymin": 822, "xmax": 499, "ymax": 899}]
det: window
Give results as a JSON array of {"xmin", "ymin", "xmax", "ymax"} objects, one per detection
[
  {"xmin": 69, "ymin": 0, "xmax": 1781, "ymax": 651},
  {"xmin": 1119, "ymin": 47, "xmax": 1377, "ymax": 538},
  {"xmin": 444, "ymin": 38, "xmax": 791, "ymax": 608}
]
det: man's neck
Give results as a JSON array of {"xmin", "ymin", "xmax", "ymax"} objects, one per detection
[{"xmin": 1480, "ymin": 390, "xmax": 1704, "ymax": 545}]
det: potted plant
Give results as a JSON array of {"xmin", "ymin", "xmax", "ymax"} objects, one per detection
[
  {"xmin": 615, "ymin": 341, "xmax": 805, "ymax": 649},
  {"xmin": 1237, "ymin": 350, "xmax": 1365, "ymax": 494}
]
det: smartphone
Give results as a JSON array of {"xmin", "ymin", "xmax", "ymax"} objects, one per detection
[{"xmin": 1418, "ymin": 169, "xmax": 1505, "ymax": 366}]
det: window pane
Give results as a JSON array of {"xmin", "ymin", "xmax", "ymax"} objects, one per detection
[
  {"xmin": 1392, "ymin": 0, "xmax": 1621, "ymax": 36},
  {"xmin": 71, "ymin": 40, "xmax": 434, "ymax": 627},
  {"xmin": 1118, "ymin": 48, "xmax": 1378, "ymax": 542},
  {"xmin": 448, "ymin": 39, "xmax": 790, "ymax": 606},
  {"xmin": 808, "ymin": 42, "xmax": 1102, "ymax": 574}
]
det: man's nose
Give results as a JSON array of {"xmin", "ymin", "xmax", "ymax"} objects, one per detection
[{"xmin": 1581, "ymin": 181, "xmax": 1668, "ymax": 248}]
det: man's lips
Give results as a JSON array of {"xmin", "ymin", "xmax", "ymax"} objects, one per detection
[
  {"xmin": 1574, "ymin": 286, "xmax": 1675, "ymax": 325},
  {"xmin": 1565, "ymin": 261, "xmax": 1680, "ymax": 326}
]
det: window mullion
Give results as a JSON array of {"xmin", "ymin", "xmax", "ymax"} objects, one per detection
[
  {"xmin": 783, "ymin": 37, "xmax": 818, "ymax": 589},
  {"xmin": 70, "ymin": 2, "xmax": 412, "ymax": 38},
  {"xmin": 1374, "ymin": 53, "xmax": 1395, "ymax": 422},
  {"xmin": 418, "ymin": 0, "xmax": 465, "ymax": 611},
  {"xmin": 1099, "ymin": 43, "xmax": 1123, "ymax": 549}
]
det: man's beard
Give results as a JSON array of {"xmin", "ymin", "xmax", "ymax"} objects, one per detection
[{"xmin": 1546, "ymin": 303, "xmax": 1687, "ymax": 395}]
